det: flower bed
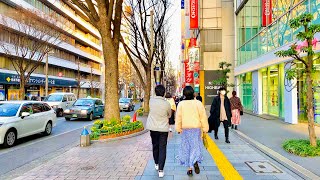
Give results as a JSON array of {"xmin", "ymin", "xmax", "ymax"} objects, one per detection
[
  {"xmin": 90, "ymin": 115, "xmax": 144, "ymax": 140},
  {"xmin": 136, "ymin": 107, "xmax": 144, "ymax": 116}
]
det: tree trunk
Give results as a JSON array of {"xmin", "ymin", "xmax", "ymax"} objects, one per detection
[
  {"xmin": 306, "ymin": 63, "xmax": 317, "ymax": 147},
  {"xmin": 77, "ymin": 85, "xmax": 80, "ymax": 99},
  {"xmin": 101, "ymin": 35, "xmax": 120, "ymax": 121},
  {"xmin": 144, "ymin": 68, "xmax": 152, "ymax": 113},
  {"xmin": 20, "ymin": 76, "xmax": 26, "ymax": 100}
]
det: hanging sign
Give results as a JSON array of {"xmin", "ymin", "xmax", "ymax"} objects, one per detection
[
  {"xmin": 262, "ymin": 0, "xmax": 272, "ymax": 27},
  {"xmin": 184, "ymin": 62, "xmax": 194, "ymax": 84},
  {"xmin": 189, "ymin": 0, "xmax": 198, "ymax": 29}
]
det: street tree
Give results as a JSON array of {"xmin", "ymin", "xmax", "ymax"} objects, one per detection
[
  {"xmin": 212, "ymin": 61, "xmax": 235, "ymax": 89},
  {"xmin": 0, "ymin": 7, "xmax": 62, "ymax": 100},
  {"xmin": 69, "ymin": 0, "xmax": 123, "ymax": 120},
  {"xmin": 164, "ymin": 61, "xmax": 177, "ymax": 95},
  {"xmin": 121, "ymin": 0, "xmax": 170, "ymax": 112},
  {"xmin": 75, "ymin": 59, "xmax": 86, "ymax": 99},
  {"xmin": 275, "ymin": 13, "xmax": 320, "ymax": 147}
]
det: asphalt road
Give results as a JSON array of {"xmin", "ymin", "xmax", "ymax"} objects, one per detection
[{"xmin": 0, "ymin": 105, "xmax": 139, "ymax": 175}]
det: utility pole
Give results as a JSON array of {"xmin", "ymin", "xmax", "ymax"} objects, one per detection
[
  {"xmin": 150, "ymin": 10, "xmax": 155, "ymax": 97},
  {"xmin": 45, "ymin": 53, "xmax": 49, "ymax": 97}
]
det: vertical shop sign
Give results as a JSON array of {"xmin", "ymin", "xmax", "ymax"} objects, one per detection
[
  {"xmin": 262, "ymin": 0, "xmax": 272, "ymax": 27},
  {"xmin": 181, "ymin": 0, "xmax": 184, "ymax": 9},
  {"xmin": 184, "ymin": 62, "xmax": 194, "ymax": 84},
  {"xmin": 189, "ymin": 0, "xmax": 198, "ymax": 29}
]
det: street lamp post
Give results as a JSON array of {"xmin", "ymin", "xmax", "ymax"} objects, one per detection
[{"xmin": 45, "ymin": 53, "xmax": 49, "ymax": 97}]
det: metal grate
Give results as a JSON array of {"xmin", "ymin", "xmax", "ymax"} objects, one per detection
[
  {"xmin": 80, "ymin": 166, "xmax": 95, "ymax": 171},
  {"xmin": 245, "ymin": 161, "xmax": 282, "ymax": 173}
]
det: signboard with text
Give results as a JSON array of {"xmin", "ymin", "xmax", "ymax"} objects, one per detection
[
  {"xmin": 0, "ymin": 72, "xmax": 78, "ymax": 87},
  {"xmin": 204, "ymin": 70, "xmax": 223, "ymax": 105},
  {"xmin": 189, "ymin": 0, "xmax": 198, "ymax": 29},
  {"xmin": 184, "ymin": 62, "xmax": 194, "ymax": 84},
  {"xmin": 262, "ymin": 0, "xmax": 272, "ymax": 27}
]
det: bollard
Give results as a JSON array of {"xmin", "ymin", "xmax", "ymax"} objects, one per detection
[{"xmin": 80, "ymin": 126, "xmax": 90, "ymax": 147}]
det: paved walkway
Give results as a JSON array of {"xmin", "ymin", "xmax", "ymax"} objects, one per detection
[
  {"xmin": 238, "ymin": 113, "xmax": 320, "ymax": 177},
  {"xmin": 7, "ymin": 116, "xmax": 304, "ymax": 180},
  {"xmin": 138, "ymin": 129, "xmax": 298, "ymax": 180}
]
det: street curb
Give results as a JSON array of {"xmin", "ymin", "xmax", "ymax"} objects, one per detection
[
  {"xmin": 91, "ymin": 129, "xmax": 149, "ymax": 143},
  {"xmin": 233, "ymin": 130, "xmax": 320, "ymax": 180}
]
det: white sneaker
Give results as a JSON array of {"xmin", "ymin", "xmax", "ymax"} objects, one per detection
[
  {"xmin": 158, "ymin": 170, "xmax": 164, "ymax": 178},
  {"xmin": 155, "ymin": 164, "xmax": 159, "ymax": 170}
]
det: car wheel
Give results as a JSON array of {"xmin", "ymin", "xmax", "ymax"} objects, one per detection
[
  {"xmin": 65, "ymin": 117, "xmax": 71, "ymax": 121},
  {"xmin": 100, "ymin": 112, "xmax": 104, "ymax": 118},
  {"xmin": 88, "ymin": 113, "xmax": 93, "ymax": 121},
  {"xmin": 57, "ymin": 109, "xmax": 63, "ymax": 117},
  {"xmin": 4, "ymin": 130, "xmax": 16, "ymax": 148},
  {"xmin": 43, "ymin": 122, "xmax": 52, "ymax": 136}
]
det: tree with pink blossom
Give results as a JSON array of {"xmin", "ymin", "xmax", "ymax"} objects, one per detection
[{"xmin": 276, "ymin": 13, "xmax": 320, "ymax": 147}]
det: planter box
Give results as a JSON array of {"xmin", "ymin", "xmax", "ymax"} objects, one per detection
[{"xmin": 99, "ymin": 128, "xmax": 144, "ymax": 140}]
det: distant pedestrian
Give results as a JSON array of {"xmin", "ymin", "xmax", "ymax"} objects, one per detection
[
  {"xmin": 176, "ymin": 86, "xmax": 209, "ymax": 177},
  {"xmin": 230, "ymin": 91, "xmax": 243, "ymax": 130},
  {"xmin": 208, "ymin": 87, "xmax": 232, "ymax": 143},
  {"xmin": 165, "ymin": 92, "xmax": 176, "ymax": 132},
  {"xmin": 146, "ymin": 85, "xmax": 172, "ymax": 178},
  {"xmin": 195, "ymin": 93, "xmax": 203, "ymax": 102}
]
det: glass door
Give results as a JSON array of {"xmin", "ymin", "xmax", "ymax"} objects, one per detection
[
  {"xmin": 269, "ymin": 66, "xmax": 279, "ymax": 116},
  {"xmin": 262, "ymin": 69, "xmax": 268, "ymax": 114}
]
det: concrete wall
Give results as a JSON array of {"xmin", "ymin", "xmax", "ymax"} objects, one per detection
[{"xmin": 200, "ymin": 0, "xmax": 235, "ymax": 93}]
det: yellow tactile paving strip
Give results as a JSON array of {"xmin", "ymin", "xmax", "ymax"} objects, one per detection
[{"xmin": 205, "ymin": 133, "xmax": 243, "ymax": 180}]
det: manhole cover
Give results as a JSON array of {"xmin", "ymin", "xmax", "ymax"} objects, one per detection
[
  {"xmin": 81, "ymin": 166, "xmax": 95, "ymax": 170},
  {"xmin": 245, "ymin": 161, "xmax": 282, "ymax": 173}
]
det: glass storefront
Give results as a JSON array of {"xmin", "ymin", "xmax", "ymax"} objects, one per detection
[
  {"xmin": 297, "ymin": 59, "xmax": 320, "ymax": 123},
  {"xmin": 236, "ymin": 0, "xmax": 314, "ymax": 66},
  {"xmin": 261, "ymin": 65, "xmax": 285, "ymax": 117},
  {"xmin": 240, "ymin": 73, "xmax": 253, "ymax": 111}
]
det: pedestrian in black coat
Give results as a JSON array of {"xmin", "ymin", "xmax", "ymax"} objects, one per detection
[{"xmin": 208, "ymin": 87, "xmax": 232, "ymax": 143}]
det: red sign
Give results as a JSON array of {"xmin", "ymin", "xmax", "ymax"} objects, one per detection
[
  {"xmin": 189, "ymin": 0, "xmax": 198, "ymax": 29},
  {"xmin": 194, "ymin": 62, "xmax": 200, "ymax": 72},
  {"xmin": 58, "ymin": 72, "xmax": 63, "ymax": 77},
  {"xmin": 184, "ymin": 62, "xmax": 194, "ymax": 84},
  {"xmin": 262, "ymin": 0, "xmax": 272, "ymax": 27}
]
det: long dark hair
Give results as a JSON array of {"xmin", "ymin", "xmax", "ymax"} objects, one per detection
[{"xmin": 183, "ymin": 86, "xmax": 194, "ymax": 100}]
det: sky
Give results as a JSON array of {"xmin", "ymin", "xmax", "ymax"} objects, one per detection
[{"xmin": 167, "ymin": 0, "xmax": 181, "ymax": 69}]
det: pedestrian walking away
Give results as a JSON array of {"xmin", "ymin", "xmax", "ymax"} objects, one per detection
[
  {"xmin": 165, "ymin": 92, "xmax": 176, "ymax": 132},
  {"xmin": 176, "ymin": 86, "xmax": 209, "ymax": 177},
  {"xmin": 230, "ymin": 91, "xmax": 243, "ymax": 130},
  {"xmin": 195, "ymin": 93, "xmax": 203, "ymax": 102},
  {"xmin": 146, "ymin": 85, "xmax": 172, "ymax": 178},
  {"xmin": 208, "ymin": 87, "xmax": 232, "ymax": 143}
]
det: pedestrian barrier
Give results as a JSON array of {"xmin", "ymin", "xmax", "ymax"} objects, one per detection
[{"xmin": 204, "ymin": 133, "xmax": 243, "ymax": 180}]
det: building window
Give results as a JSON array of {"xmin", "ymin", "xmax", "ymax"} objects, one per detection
[
  {"xmin": 201, "ymin": 29, "xmax": 222, "ymax": 52},
  {"xmin": 240, "ymin": 73, "xmax": 252, "ymax": 111}
]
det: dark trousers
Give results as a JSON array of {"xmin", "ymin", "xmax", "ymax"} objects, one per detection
[
  {"xmin": 214, "ymin": 120, "xmax": 229, "ymax": 139},
  {"xmin": 150, "ymin": 131, "xmax": 169, "ymax": 171}
]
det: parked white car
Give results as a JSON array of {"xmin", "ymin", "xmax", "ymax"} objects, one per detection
[
  {"xmin": 44, "ymin": 93, "xmax": 77, "ymax": 117},
  {"xmin": 0, "ymin": 101, "xmax": 57, "ymax": 147}
]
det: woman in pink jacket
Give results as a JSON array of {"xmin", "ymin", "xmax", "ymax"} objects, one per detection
[{"xmin": 175, "ymin": 86, "xmax": 209, "ymax": 177}]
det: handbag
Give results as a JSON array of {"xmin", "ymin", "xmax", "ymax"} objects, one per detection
[
  {"xmin": 202, "ymin": 133, "xmax": 209, "ymax": 149},
  {"xmin": 240, "ymin": 110, "xmax": 243, "ymax": 116}
]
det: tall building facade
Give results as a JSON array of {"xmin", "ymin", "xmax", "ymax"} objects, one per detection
[
  {"xmin": 0, "ymin": 0, "xmax": 103, "ymax": 100},
  {"xmin": 235, "ymin": 0, "xmax": 320, "ymax": 124},
  {"xmin": 180, "ymin": 0, "xmax": 235, "ymax": 105}
]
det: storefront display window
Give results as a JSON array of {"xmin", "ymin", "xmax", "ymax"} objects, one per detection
[
  {"xmin": 297, "ymin": 59, "xmax": 320, "ymax": 124},
  {"xmin": 262, "ymin": 65, "xmax": 284, "ymax": 117},
  {"xmin": 240, "ymin": 73, "xmax": 252, "ymax": 111}
]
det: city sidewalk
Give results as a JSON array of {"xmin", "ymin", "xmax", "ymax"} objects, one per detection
[
  {"xmin": 235, "ymin": 113, "xmax": 320, "ymax": 177},
  {"xmin": 137, "ymin": 129, "xmax": 298, "ymax": 180}
]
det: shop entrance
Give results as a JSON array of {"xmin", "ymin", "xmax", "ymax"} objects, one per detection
[{"xmin": 262, "ymin": 66, "xmax": 281, "ymax": 117}]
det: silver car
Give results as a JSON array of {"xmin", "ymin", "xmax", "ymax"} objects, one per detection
[{"xmin": 119, "ymin": 98, "xmax": 135, "ymax": 112}]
